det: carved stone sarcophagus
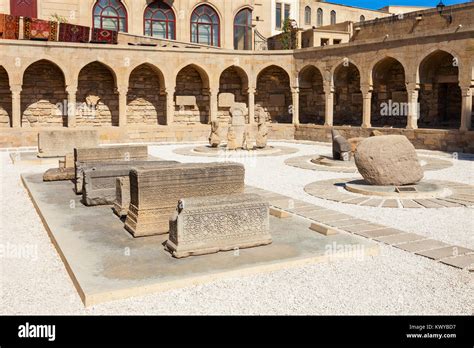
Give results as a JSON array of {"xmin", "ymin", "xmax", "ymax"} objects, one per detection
[
  {"xmin": 124, "ymin": 163, "xmax": 245, "ymax": 237},
  {"xmin": 82, "ymin": 161, "xmax": 177, "ymax": 206},
  {"xmin": 74, "ymin": 145, "xmax": 150, "ymax": 194},
  {"xmin": 165, "ymin": 194, "xmax": 272, "ymax": 258}
]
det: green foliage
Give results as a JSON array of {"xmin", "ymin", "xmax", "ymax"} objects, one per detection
[{"xmin": 279, "ymin": 19, "xmax": 298, "ymax": 50}]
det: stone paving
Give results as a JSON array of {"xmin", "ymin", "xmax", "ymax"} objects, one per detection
[
  {"xmin": 303, "ymin": 179, "xmax": 474, "ymax": 209},
  {"xmin": 285, "ymin": 154, "xmax": 454, "ymax": 173},
  {"xmin": 244, "ymin": 185, "xmax": 474, "ymax": 271}
]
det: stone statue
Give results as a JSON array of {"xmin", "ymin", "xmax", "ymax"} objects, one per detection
[
  {"xmin": 242, "ymin": 130, "xmax": 254, "ymax": 150},
  {"xmin": 256, "ymin": 119, "xmax": 268, "ymax": 149},
  {"xmin": 227, "ymin": 126, "xmax": 239, "ymax": 150},
  {"xmin": 332, "ymin": 129, "xmax": 351, "ymax": 161},
  {"xmin": 209, "ymin": 121, "xmax": 221, "ymax": 148}
]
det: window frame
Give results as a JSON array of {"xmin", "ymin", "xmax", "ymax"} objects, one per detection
[
  {"xmin": 234, "ymin": 7, "xmax": 253, "ymax": 50},
  {"xmin": 143, "ymin": 0, "xmax": 176, "ymax": 40},
  {"xmin": 190, "ymin": 4, "xmax": 220, "ymax": 47},
  {"xmin": 92, "ymin": 0, "xmax": 128, "ymax": 33}
]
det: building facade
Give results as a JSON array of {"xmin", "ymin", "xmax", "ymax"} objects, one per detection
[{"xmin": 0, "ymin": 1, "xmax": 473, "ymax": 152}]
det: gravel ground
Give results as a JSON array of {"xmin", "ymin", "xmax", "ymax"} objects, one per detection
[{"xmin": 0, "ymin": 142, "xmax": 473, "ymax": 315}]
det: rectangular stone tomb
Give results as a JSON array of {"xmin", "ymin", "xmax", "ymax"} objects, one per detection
[
  {"xmin": 113, "ymin": 177, "xmax": 131, "ymax": 217},
  {"xmin": 38, "ymin": 130, "xmax": 99, "ymax": 158},
  {"xmin": 165, "ymin": 194, "xmax": 272, "ymax": 258},
  {"xmin": 125, "ymin": 163, "xmax": 245, "ymax": 237},
  {"xmin": 82, "ymin": 161, "xmax": 178, "ymax": 206},
  {"xmin": 74, "ymin": 145, "xmax": 150, "ymax": 194}
]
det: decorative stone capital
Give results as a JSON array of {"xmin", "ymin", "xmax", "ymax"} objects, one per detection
[
  {"xmin": 405, "ymin": 82, "xmax": 420, "ymax": 92},
  {"xmin": 247, "ymin": 87, "xmax": 257, "ymax": 95},
  {"xmin": 66, "ymin": 85, "xmax": 78, "ymax": 95},
  {"xmin": 324, "ymin": 84, "xmax": 335, "ymax": 94},
  {"xmin": 291, "ymin": 87, "xmax": 300, "ymax": 94},
  {"xmin": 459, "ymin": 86, "xmax": 473, "ymax": 97},
  {"xmin": 360, "ymin": 84, "xmax": 373, "ymax": 96},
  {"xmin": 10, "ymin": 84, "xmax": 22, "ymax": 94},
  {"xmin": 116, "ymin": 86, "xmax": 129, "ymax": 95}
]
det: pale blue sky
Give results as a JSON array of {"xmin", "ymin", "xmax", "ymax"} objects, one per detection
[{"xmin": 327, "ymin": 0, "xmax": 468, "ymax": 10}]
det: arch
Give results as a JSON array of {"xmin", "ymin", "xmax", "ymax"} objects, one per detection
[
  {"xmin": 330, "ymin": 10, "xmax": 336, "ymax": 25},
  {"xmin": 76, "ymin": 61, "xmax": 119, "ymax": 126},
  {"xmin": 256, "ymin": 65, "xmax": 292, "ymax": 124},
  {"xmin": 175, "ymin": 64, "xmax": 210, "ymax": 124},
  {"xmin": 0, "ymin": 66, "xmax": 11, "ymax": 128},
  {"xmin": 190, "ymin": 4, "xmax": 220, "ymax": 47},
  {"xmin": 333, "ymin": 61, "xmax": 361, "ymax": 126},
  {"xmin": 218, "ymin": 65, "xmax": 250, "ymax": 123},
  {"xmin": 298, "ymin": 65, "xmax": 325, "ymax": 124},
  {"xmin": 371, "ymin": 57, "xmax": 407, "ymax": 128},
  {"xmin": 127, "ymin": 63, "xmax": 166, "ymax": 125},
  {"xmin": 21, "ymin": 60, "xmax": 67, "ymax": 128},
  {"xmin": 317, "ymin": 8, "xmax": 323, "ymax": 27},
  {"xmin": 144, "ymin": 0, "xmax": 176, "ymax": 39},
  {"xmin": 305, "ymin": 6, "xmax": 312, "ymax": 26},
  {"xmin": 360, "ymin": 15, "xmax": 365, "ymax": 22},
  {"xmin": 418, "ymin": 50, "xmax": 461, "ymax": 129},
  {"xmin": 93, "ymin": 0, "xmax": 128, "ymax": 32},
  {"xmin": 77, "ymin": 59, "xmax": 118, "ymax": 86},
  {"xmin": 234, "ymin": 7, "xmax": 253, "ymax": 50},
  {"xmin": 174, "ymin": 63, "xmax": 210, "ymax": 89}
]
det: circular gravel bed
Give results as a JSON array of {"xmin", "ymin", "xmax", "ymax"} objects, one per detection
[
  {"xmin": 304, "ymin": 178, "xmax": 474, "ymax": 209},
  {"xmin": 174, "ymin": 145, "xmax": 299, "ymax": 157},
  {"xmin": 285, "ymin": 154, "xmax": 453, "ymax": 173}
]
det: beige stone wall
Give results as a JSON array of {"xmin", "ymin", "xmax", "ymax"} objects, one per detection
[
  {"xmin": 0, "ymin": 66, "xmax": 10, "ymax": 127},
  {"xmin": 295, "ymin": 124, "xmax": 474, "ymax": 153},
  {"xmin": 76, "ymin": 62, "xmax": 118, "ymax": 127},
  {"xmin": 127, "ymin": 64, "xmax": 166, "ymax": 125},
  {"xmin": 0, "ymin": 0, "xmax": 269, "ymax": 50},
  {"xmin": 299, "ymin": 1, "xmax": 389, "ymax": 30},
  {"xmin": 21, "ymin": 60, "xmax": 67, "ymax": 128},
  {"xmin": 256, "ymin": 66, "xmax": 292, "ymax": 123}
]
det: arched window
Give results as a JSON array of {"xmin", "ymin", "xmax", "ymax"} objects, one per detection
[
  {"xmin": 191, "ymin": 5, "xmax": 220, "ymax": 47},
  {"xmin": 360, "ymin": 15, "xmax": 366, "ymax": 22},
  {"xmin": 234, "ymin": 8, "xmax": 252, "ymax": 50},
  {"xmin": 144, "ymin": 1, "xmax": 175, "ymax": 39},
  {"xmin": 304, "ymin": 6, "xmax": 311, "ymax": 25},
  {"xmin": 330, "ymin": 10, "xmax": 336, "ymax": 25},
  {"xmin": 317, "ymin": 8, "xmax": 323, "ymax": 27},
  {"xmin": 93, "ymin": 0, "xmax": 127, "ymax": 32}
]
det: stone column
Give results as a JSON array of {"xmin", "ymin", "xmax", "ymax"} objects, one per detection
[
  {"xmin": 66, "ymin": 85, "xmax": 77, "ymax": 128},
  {"xmin": 361, "ymin": 85, "xmax": 373, "ymax": 128},
  {"xmin": 247, "ymin": 87, "xmax": 256, "ymax": 124},
  {"xmin": 291, "ymin": 87, "xmax": 300, "ymax": 125},
  {"xmin": 324, "ymin": 84, "xmax": 334, "ymax": 126},
  {"xmin": 117, "ymin": 86, "xmax": 128, "ymax": 127},
  {"xmin": 209, "ymin": 87, "xmax": 219, "ymax": 124},
  {"xmin": 406, "ymin": 83, "xmax": 420, "ymax": 130},
  {"xmin": 10, "ymin": 85, "xmax": 22, "ymax": 128},
  {"xmin": 460, "ymin": 86, "xmax": 473, "ymax": 131},
  {"xmin": 166, "ymin": 87, "xmax": 175, "ymax": 125}
]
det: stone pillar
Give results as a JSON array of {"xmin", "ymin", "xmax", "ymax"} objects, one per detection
[
  {"xmin": 247, "ymin": 87, "xmax": 256, "ymax": 124},
  {"xmin": 291, "ymin": 87, "xmax": 300, "ymax": 125},
  {"xmin": 166, "ymin": 87, "xmax": 175, "ymax": 125},
  {"xmin": 361, "ymin": 85, "xmax": 373, "ymax": 128},
  {"xmin": 66, "ymin": 85, "xmax": 77, "ymax": 128},
  {"xmin": 324, "ymin": 84, "xmax": 334, "ymax": 126},
  {"xmin": 209, "ymin": 87, "xmax": 218, "ymax": 124},
  {"xmin": 406, "ymin": 83, "xmax": 420, "ymax": 130},
  {"xmin": 460, "ymin": 86, "xmax": 473, "ymax": 131},
  {"xmin": 117, "ymin": 86, "xmax": 128, "ymax": 127},
  {"xmin": 11, "ymin": 85, "xmax": 22, "ymax": 128}
]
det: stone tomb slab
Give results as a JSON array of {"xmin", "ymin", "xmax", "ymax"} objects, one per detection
[{"xmin": 21, "ymin": 173, "xmax": 378, "ymax": 307}]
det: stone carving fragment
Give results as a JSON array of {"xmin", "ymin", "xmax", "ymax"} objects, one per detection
[{"xmin": 165, "ymin": 194, "xmax": 272, "ymax": 258}]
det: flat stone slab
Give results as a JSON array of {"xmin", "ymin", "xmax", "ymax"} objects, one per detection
[
  {"xmin": 373, "ymin": 233, "xmax": 427, "ymax": 245},
  {"xmin": 21, "ymin": 173, "xmax": 378, "ymax": 306},
  {"xmin": 416, "ymin": 246, "xmax": 473, "ymax": 260},
  {"xmin": 356, "ymin": 228, "xmax": 404, "ymax": 239},
  {"xmin": 38, "ymin": 130, "xmax": 99, "ymax": 158},
  {"xmin": 440, "ymin": 254, "xmax": 474, "ymax": 270},
  {"xmin": 43, "ymin": 167, "xmax": 75, "ymax": 181},
  {"xmin": 395, "ymin": 239, "xmax": 450, "ymax": 253}
]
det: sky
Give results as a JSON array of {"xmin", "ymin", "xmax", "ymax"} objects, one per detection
[{"xmin": 327, "ymin": 0, "xmax": 469, "ymax": 10}]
